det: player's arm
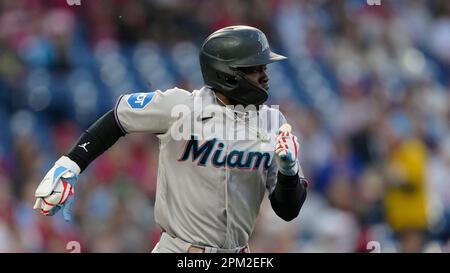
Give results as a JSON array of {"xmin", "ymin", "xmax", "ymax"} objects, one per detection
[
  {"xmin": 67, "ymin": 109, "xmax": 125, "ymax": 172},
  {"xmin": 65, "ymin": 88, "xmax": 192, "ymax": 173},
  {"xmin": 268, "ymin": 124, "xmax": 308, "ymax": 222},
  {"xmin": 33, "ymin": 89, "xmax": 191, "ymax": 221},
  {"xmin": 269, "ymin": 171, "xmax": 308, "ymax": 222}
]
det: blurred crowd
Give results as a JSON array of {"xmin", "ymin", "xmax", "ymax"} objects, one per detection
[{"xmin": 1, "ymin": 0, "xmax": 450, "ymax": 252}]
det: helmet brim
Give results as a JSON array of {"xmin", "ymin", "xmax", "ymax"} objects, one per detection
[{"xmin": 268, "ymin": 51, "xmax": 288, "ymax": 62}]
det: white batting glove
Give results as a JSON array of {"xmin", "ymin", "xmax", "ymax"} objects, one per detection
[
  {"xmin": 33, "ymin": 156, "xmax": 81, "ymax": 221},
  {"xmin": 274, "ymin": 124, "xmax": 300, "ymax": 176}
]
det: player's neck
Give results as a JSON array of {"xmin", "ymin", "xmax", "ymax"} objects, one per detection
[{"xmin": 214, "ymin": 92, "xmax": 233, "ymax": 106}]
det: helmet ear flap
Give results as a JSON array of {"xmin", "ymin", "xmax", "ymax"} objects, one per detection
[
  {"xmin": 213, "ymin": 69, "xmax": 237, "ymax": 87},
  {"xmin": 232, "ymin": 72, "xmax": 268, "ymax": 105},
  {"xmin": 225, "ymin": 74, "xmax": 237, "ymax": 85}
]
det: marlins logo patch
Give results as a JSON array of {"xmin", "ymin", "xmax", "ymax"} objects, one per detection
[{"xmin": 127, "ymin": 92, "xmax": 155, "ymax": 109}]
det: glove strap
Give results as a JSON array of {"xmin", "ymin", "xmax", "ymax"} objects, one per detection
[{"xmin": 56, "ymin": 156, "xmax": 81, "ymax": 176}]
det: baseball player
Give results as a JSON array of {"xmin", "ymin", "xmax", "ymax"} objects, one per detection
[{"xmin": 33, "ymin": 25, "xmax": 308, "ymax": 253}]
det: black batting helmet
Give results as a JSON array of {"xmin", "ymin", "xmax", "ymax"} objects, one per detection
[{"xmin": 199, "ymin": 25, "xmax": 287, "ymax": 105}]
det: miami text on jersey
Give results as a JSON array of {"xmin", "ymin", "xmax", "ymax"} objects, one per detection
[{"xmin": 178, "ymin": 136, "xmax": 272, "ymax": 170}]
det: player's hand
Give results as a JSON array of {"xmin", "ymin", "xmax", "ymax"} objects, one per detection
[
  {"xmin": 33, "ymin": 156, "xmax": 81, "ymax": 222},
  {"xmin": 274, "ymin": 124, "xmax": 299, "ymax": 176}
]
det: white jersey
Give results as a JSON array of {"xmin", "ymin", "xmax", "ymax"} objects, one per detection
[{"xmin": 114, "ymin": 86, "xmax": 293, "ymax": 248}]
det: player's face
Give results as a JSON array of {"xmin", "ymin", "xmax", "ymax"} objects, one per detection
[{"xmin": 239, "ymin": 65, "xmax": 269, "ymax": 91}]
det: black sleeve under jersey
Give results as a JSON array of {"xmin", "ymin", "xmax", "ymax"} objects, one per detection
[
  {"xmin": 66, "ymin": 110, "xmax": 125, "ymax": 173},
  {"xmin": 269, "ymin": 172, "xmax": 308, "ymax": 222}
]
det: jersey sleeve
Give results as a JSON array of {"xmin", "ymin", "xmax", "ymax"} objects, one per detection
[{"xmin": 114, "ymin": 88, "xmax": 192, "ymax": 134}]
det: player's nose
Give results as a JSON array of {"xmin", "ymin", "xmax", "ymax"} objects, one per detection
[{"xmin": 260, "ymin": 71, "xmax": 269, "ymax": 85}]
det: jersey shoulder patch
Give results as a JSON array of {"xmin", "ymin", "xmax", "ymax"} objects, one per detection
[{"xmin": 127, "ymin": 92, "xmax": 156, "ymax": 109}]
